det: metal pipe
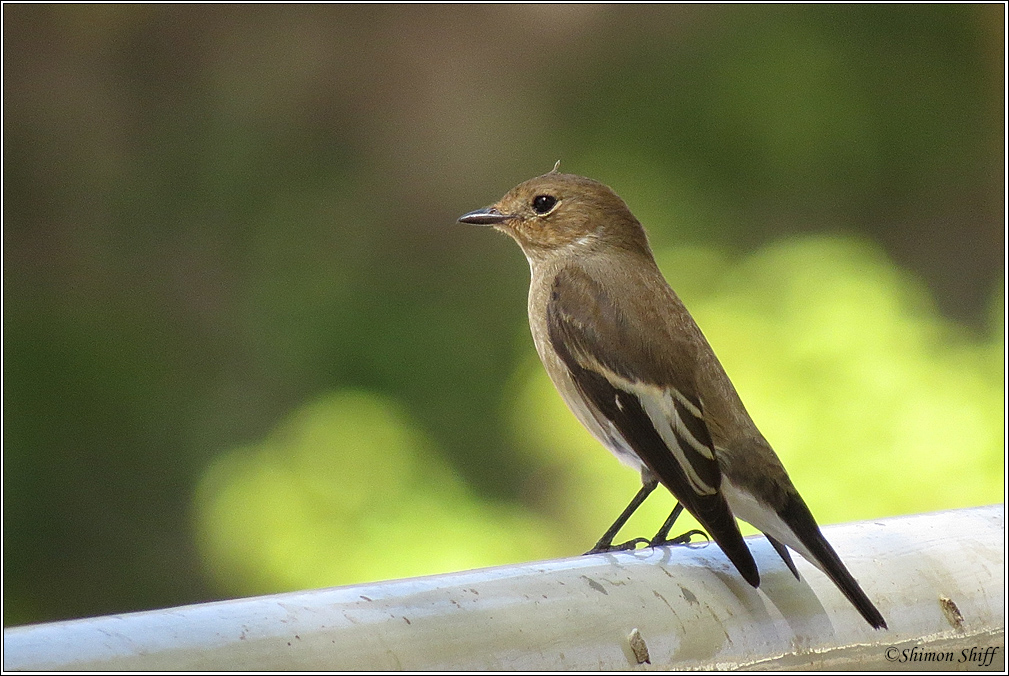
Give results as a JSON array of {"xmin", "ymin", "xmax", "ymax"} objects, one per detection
[{"xmin": 4, "ymin": 505, "xmax": 1004, "ymax": 670}]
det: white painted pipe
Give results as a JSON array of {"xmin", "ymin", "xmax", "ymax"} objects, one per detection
[{"xmin": 3, "ymin": 505, "xmax": 1004, "ymax": 670}]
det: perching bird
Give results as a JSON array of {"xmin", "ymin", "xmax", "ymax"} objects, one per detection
[{"xmin": 459, "ymin": 165, "xmax": 887, "ymax": 630}]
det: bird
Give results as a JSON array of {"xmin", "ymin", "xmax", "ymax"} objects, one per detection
[{"xmin": 458, "ymin": 164, "xmax": 887, "ymax": 630}]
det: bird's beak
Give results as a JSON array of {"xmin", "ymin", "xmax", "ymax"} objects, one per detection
[{"xmin": 458, "ymin": 206, "xmax": 516, "ymax": 226}]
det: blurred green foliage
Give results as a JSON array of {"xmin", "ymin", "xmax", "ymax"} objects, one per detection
[
  {"xmin": 196, "ymin": 390, "xmax": 561, "ymax": 596},
  {"xmin": 4, "ymin": 5, "xmax": 1003, "ymax": 624}
]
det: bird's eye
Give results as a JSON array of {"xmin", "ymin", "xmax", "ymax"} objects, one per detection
[{"xmin": 532, "ymin": 195, "xmax": 557, "ymax": 214}]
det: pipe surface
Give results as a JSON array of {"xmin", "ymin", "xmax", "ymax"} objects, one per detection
[{"xmin": 3, "ymin": 505, "xmax": 1004, "ymax": 670}]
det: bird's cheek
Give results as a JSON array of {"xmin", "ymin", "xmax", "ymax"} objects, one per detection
[
  {"xmin": 514, "ymin": 223, "xmax": 548, "ymax": 247},
  {"xmin": 495, "ymin": 218, "xmax": 524, "ymax": 236},
  {"xmin": 490, "ymin": 221, "xmax": 522, "ymax": 243}
]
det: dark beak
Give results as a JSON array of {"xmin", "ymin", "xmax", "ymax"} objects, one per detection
[{"xmin": 458, "ymin": 206, "xmax": 515, "ymax": 226}]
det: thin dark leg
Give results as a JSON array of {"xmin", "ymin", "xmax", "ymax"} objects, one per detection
[
  {"xmin": 584, "ymin": 480, "xmax": 658, "ymax": 555},
  {"xmin": 651, "ymin": 503, "xmax": 685, "ymax": 543},
  {"xmin": 649, "ymin": 502, "xmax": 707, "ymax": 547}
]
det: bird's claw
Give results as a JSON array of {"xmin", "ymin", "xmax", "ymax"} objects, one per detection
[
  {"xmin": 583, "ymin": 537, "xmax": 650, "ymax": 555},
  {"xmin": 650, "ymin": 529, "xmax": 708, "ymax": 547},
  {"xmin": 585, "ymin": 530, "xmax": 708, "ymax": 555}
]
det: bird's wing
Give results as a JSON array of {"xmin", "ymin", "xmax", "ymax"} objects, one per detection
[{"xmin": 546, "ymin": 265, "xmax": 759, "ymax": 587}]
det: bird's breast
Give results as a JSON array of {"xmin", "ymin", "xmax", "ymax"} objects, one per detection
[{"xmin": 526, "ymin": 269, "xmax": 647, "ymax": 474}]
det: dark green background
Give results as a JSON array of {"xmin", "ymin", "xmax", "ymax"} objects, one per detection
[{"xmin": 4, "ymin": 5, "xmax": 1003, "ymax": 626}]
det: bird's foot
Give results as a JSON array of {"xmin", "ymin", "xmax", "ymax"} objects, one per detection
[
  {"xmin": 583, "ymin": 537, "xmax": 650, "ymax": 555},
  {"xmin": 584, "ymin": 530, "xmax": 709, "ymax": 555},
  {"xmin": 649, "ymin": 529, "xmax": 708, "ymax": 547}
]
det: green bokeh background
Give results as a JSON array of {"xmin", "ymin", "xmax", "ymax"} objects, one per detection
[{"xmin": 4, "ymin": 5, "xmax": 1004, "ymax": 625}]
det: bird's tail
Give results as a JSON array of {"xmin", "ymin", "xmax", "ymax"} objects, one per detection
[
  {"xmin": 688, "ymin": 494, "xmax": 761, "ymax": 588},
  {"xmin": 780, "ymin": 494, "xmax": 888, "ymax": 630}
]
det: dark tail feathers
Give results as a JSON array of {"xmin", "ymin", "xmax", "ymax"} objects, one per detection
[{"xmin": 780, "ymin": 495, "xmax": 887, "ymax": 630}]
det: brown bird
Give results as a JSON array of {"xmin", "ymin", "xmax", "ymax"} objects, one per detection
[{"xmin": 459, "ymin": 165, "xmax": 887, "ymax": 629}]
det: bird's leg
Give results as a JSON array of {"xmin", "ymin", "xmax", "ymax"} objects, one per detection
[
  {"xmin": 649, "ymin": 502, "xmax": 708, "ymax": 547},
  {"xmin": 584, "ymin": 480, "xmax": 658, "ymax": 555}
]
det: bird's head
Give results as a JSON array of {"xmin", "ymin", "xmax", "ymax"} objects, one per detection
[{"xmin": 459, "ymin": 168, "xmax": 650, "ymax": 260}]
